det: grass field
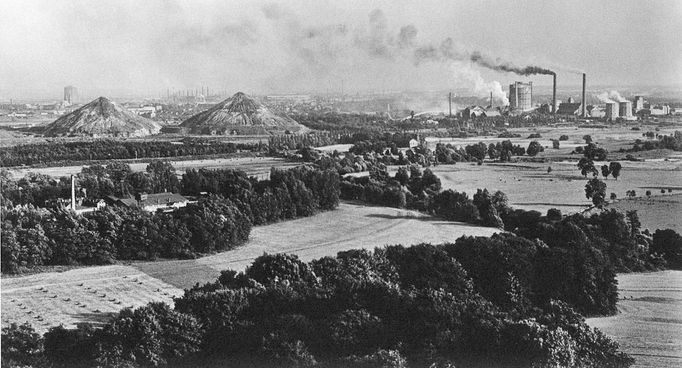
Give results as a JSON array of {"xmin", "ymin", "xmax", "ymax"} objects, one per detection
[
  {"xmin": 1, "ymin": 202, "xmax": 498, "ymax": 332},
  {"xmin": 587, "ymin": 271, "xmax": 682, "ymax": 368},
  {"xmin": 609, "ymin": 194, "xmax": 682, "ymax": 233}
]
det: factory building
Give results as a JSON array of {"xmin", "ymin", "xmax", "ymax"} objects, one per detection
[
  {"xmin": 509, "ymin": 82, "xmax": 532, "ymax": 111},
  {"xmin": 648, "ymin": 105, "xmax": 670, "ymax": 116},
  {"xmin": 556, "ymin": 102, "xmax": 582, "ymax": 119},
  {"xmin": 605, "ymin": 103, "xmax": 619, "ymax": 120},
  {"xmin": 588, "ymin": 106, "xmax": 605, "ymax": 118},
  {"xmin": 63, "ymin": 86, "xmax": 78, "ymax": 105}
]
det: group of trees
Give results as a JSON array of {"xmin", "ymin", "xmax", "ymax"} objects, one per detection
[
  {"xmin": 340, "ymin": 165, "xmax": 441, "ymax": 210},
  {"xmin": 0, "ymin": 139, "xmax": 266, "ymax": 167},
  {"xmin": 573, "ymin": 141, "xmax": 623, "ymax": 207},
  {"xmin": 1, "ymin": 165, "xmax": 340, "ymax": 273},
  {"xmin": 268, "ymin": 133, "xmax": 337, "ymax": 151},
  {"xmin": 340, "ymin": 132, "xmax": 415, "ymax": 148},
  {"xmin": 502, "ymin": 207, "xmax": 667, "ymax": 273},
  {"xmin": 351, "ymin": 139, "xmax": 531, "ymax": 166},
  {"xmin": 429, "ymin": 188, "xmax": 507, "ymax": 228},
  {"xmin": 3, "ymin": 233, "xmax": 641, "ymax": 367},
  {"xmin": 1, "ymin": 195, "xmax": 251, "ymax": 273},
  {"xmin": 181, "ymin": 166, "xmax": 339, "ymax": 225},
  {"xmin": 1, "ymin": 161, "xmax": 181, "ymax": 208},
  {"xmin": 627, "ymin": 131, "xmax": 682, "ymax": 152},
  {"xmin": 340, "ymin": 165, "xmax": 508, "ymax": 229},
  {"xmin": 292, "ymin": 112, "xmax": 395, "ymax": 133}
]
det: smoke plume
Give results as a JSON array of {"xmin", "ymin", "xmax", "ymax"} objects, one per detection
[
  {"xmin": 414, "ymin": 40, "xmax": 556, "ymax": 76},
  {"xmin": 469, "ymin": 52, "xmax": 555, "ymax": 76},
  {"xmin": 451, "ymin": 61, "xmax": 509, "ymax": 106},
  {"xmin": 596, "ymin": 90, "xmax": 627, "ymax": 103}
]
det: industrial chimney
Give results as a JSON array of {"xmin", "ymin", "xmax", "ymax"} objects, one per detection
[
  {"xmin": 581, "ymin": 73, "xmax": 587, "ymax": 118},
  {"xmin": 552, "ymin": 73, "xmax": 557, "ymax": 114},
  {"xmin": 70, "ymin": 175, "xmax": 76, "ymax": 211},
  {"xmin": 490, "ymin": 91, "xmax": 493, "ymax": 108},
  {"xmin": 448, "ymin": 92, "xmax": 452, "ymax": 117}
]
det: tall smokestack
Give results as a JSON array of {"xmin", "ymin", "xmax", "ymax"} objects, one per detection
[
  {"xmin": 490, "ymin": 91, "xmax": 493, "ymax": 107},
  {"xmin": 552, "ymin": 73, "xmax": 557, "ymax": 113},
  {"xmin": 70, "ymin": 175, "xmax": 76, "ymax": 211},
  {"xmin": 582, "ymin": 73, "xmax": 586, "ymax": 118},
  {"xmin": 448, "ymin": 92, "xmax": 452, "ymax": 117}
]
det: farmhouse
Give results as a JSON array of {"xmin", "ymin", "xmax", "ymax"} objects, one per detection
[{"xmin": 106, "ymin": 192, "xmax": 190, "ymax": 212}]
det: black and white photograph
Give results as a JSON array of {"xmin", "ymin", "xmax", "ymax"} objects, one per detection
[{"xmin": 1, "ymin": 0, "xmax": 681, "ymax": 367}]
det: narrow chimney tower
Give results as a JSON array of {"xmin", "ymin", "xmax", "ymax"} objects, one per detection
[
  {"xmin": 448, "ymin": 92, "xmax": 452, "ymax": 117},
  {"xmin": 582, "ymin": 73, "xmax": 587, "ymax": 118},
  {"xmin": 490, "ymin": 91, "xmax": 493, "ymax": 108},
  {"xmin": 70, "ymin": 175, "xmax": 76, "ymax": 211},
  {"xmin": 552, "ymin": 73, "xmax": 557, "ymax": 113}
]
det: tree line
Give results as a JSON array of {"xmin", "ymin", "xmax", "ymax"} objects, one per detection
[
  {"xmin": 0, "ymin": 139, "xmax": 268, "ymax": 167},
  {"xmin": 340, "ymin": 165, "xmax": 507, "ymax": 229}
]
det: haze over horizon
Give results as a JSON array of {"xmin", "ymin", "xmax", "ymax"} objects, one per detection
[{"xmin": 1, "ymin": 0, "xmax": 681, "ymax": 100}]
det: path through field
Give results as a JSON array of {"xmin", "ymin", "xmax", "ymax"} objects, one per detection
[{"xmin": 1, "ymin": 202, "xmax": 499, "ymax": 332}]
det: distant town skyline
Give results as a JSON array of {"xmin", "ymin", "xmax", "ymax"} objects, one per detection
[{"xmin": 1, "ymin": 0, "xmax": 681, "ymax": 100}]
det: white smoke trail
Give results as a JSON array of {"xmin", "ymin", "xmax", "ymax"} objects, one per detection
[
  {"xmin": 450, "ymin": 61, "xmax": 509, "ymax": 106},
  {"xmin": 596, "ymin": 90, "xmax": 627, "ymax": 103}
]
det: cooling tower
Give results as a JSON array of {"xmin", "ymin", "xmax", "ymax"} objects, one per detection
[{"xmin": 509, "ymin": 81, "xmax": 532, "ymax": 111}]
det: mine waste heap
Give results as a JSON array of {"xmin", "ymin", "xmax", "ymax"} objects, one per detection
[
  {"xmin": 43, "ymin": 97, "xmax": 162, "ymax": 137},
  {"xmin": 181, "ymin": 92, "xmax": 308, "ymax": 135}
]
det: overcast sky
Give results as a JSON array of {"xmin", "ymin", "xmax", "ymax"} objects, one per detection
[{"xmin": 1, "ymin": 0, "xmax": 680, "ymax": 99}]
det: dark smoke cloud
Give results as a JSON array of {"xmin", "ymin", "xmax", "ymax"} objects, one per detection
[
  {"xmin": 469, "ymin": 52, "xmax": 555, "ymax": 76},
  {"xmin": 414, "ymin": 41, "xmax": 556, "ymax": 76}
]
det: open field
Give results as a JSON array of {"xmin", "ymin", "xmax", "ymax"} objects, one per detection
[
  {"xmin": 609, "ymin": 194, "xmax": 682, "ymax": 233},
  {"xmin": 4, "ymin": 156, "xmax": 298, "ymax": 180},
  {"xmin": 587, "ymin": 271, "xmax": 682, "ymax": 368},
  {"xmin": 1, "ymin": 202, "xmax": 498, "ymax": 332},
  {"xmin": 0, "ymin": 266, "xmax": 184, "ymax": 332},
  {"xmin": 415, "ymin": 157, "xmax": 682, "ymax": 230}
]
